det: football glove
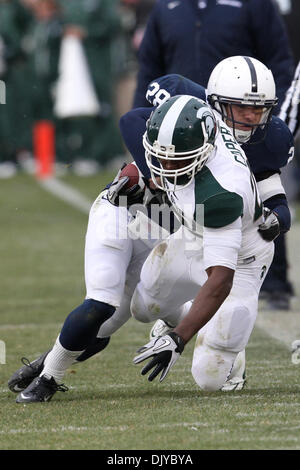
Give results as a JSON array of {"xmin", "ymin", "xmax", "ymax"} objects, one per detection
[
  {"xmin": 107, "ymin": 164, "xmax": 145, "ymax": 207},
  {"xmin": 143, "ymin": 184, "xmax": 170, "ymax": 207},
  {"xmin": 133, "ymin": 332, "xmax": 185, "ymax": 382},
  {"xmin": 258, "ymin": 207, "xmax": 280, "ymax": 242}
]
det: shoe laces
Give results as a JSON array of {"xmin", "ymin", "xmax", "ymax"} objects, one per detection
[
  {"xmin": 39, "ymin": 375, "xmax": 69, "ymax": 393},
  {"xmin": 21, "ymin": 357, "xmax": 34, "ymax": 369},
  {"xmin": 56, "ymin": 383, "xmax": 69, "ymax": 393}
]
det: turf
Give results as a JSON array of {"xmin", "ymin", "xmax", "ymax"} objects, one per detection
[{"xmin": 1, "ymin": 174, "xmax": 300, "ymax": 450}]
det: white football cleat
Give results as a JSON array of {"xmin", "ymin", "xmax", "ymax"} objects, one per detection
[
  {"xmin": 149, "ymin": 319, "xmax": 174, "ymax": 340},
  {"xmin": 291, "ymin": 339, "xmax": 300, "ymax": 351},
  {"xmin": 221, "ymin": 350, "xmax": 246, "ymax": 392}
]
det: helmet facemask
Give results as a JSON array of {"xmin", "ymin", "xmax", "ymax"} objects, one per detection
[
  {"xmin": 209, "ymin": 94, "xmax": 276, "ymax": 144},
  {"xmin": 144, "ymin": 126, "xmax": 214, "ymax": 191},
  {"xmin": 143, "ymin": 95, "xmax": 217, "ymax": 192}
]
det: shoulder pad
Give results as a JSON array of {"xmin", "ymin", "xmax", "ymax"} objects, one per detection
[
  {"xmin": 263, "ymin": 117, "xmax": 294, "ymax": 167},
  {"xmin": 245, "ymin": 117, "xmax": 294, "ymax": 172}
]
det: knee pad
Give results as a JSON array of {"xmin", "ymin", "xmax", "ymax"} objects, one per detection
[
  {"xmin": 131, "ymin": 284, "xmax": 190, "ymax": 327},
  {"xmin": 205, "ymin": 304, "xmax": 254, "ymax": 353},
  {"xmin": 191, "ymin": 344, "xmax": 236, "ymax": 392},
  {"xmin": 139, "ymin": 238, "xmax": 186, "ymax": 299}
]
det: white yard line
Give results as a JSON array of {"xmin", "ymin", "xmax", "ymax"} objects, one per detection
[
  {"xmin": 38, "ymin": 177, "xmax": 92, "ymax": 214},
  {"xmin": 0, "ymin": 420, "xmax": 299, "ymax": 438},
  {"xmin": 0, "ymin": 323, "xmax": 62, "ymax": 331},
  {"xmin": 0, "ymin": 421, "xmax": 209, "ymax": 435}
]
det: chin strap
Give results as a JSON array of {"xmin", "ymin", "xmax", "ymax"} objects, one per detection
[{"xmin": 234, "ymin": 128, "xmax": 252, "ymax": 144}]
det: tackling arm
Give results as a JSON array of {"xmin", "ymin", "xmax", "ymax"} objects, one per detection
[
  {"xmin": 133, "ymin": 265, "xmax": 234, "ymax": 382},
  {"xmin": 119, "ymin": 107, "xmax": 153, "ymax": 179},
  {"xmin": 256, "ymin": 172, "xmax": 291, "ymax": 237}
]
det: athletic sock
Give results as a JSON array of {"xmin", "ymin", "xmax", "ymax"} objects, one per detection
[{"xmin": 41, "ymin": 336, "xmax": 83, "ymax": 384}]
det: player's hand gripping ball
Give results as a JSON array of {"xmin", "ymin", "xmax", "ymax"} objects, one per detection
[{"xmin": 107, "ymin": 163, "xmax": 145, "ymax": 206}]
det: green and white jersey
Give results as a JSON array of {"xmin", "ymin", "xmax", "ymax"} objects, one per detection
[{"xmin": 166, "ymin": 112, "xmax": 268, "ymax": 270}]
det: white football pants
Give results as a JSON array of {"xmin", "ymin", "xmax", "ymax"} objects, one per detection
[
  {"xmin": 84, "ymin": 193, "xmax": 169, "ymax": 337},
  {"xmin": 130, "ymin": 228, "xmax": 274, "ymax": 391}
]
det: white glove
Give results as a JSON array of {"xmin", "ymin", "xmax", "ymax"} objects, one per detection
[
  {"xmin": 133, "ymin": 332, "xmax": 185, "ymax": 382},
  {"xmin": 258, "ymin": 207, "xmax": 280, "ymax": 242}
]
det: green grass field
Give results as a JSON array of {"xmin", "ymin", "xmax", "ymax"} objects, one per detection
[{"xmin": 1, "ymin": 173, "xmax": 300, "ymax": 450}]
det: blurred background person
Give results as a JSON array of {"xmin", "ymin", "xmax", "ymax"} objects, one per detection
[
  {"xmin": 276, "ymin": 0, "xmax": 300, "ymax": 63},
  {"xmin": 113, "ymin": 1, "xmax": 156, "ymax": 143},
  {"xmin": 133, "ymin": 0, "xmax": 294, "ymax": 110},
  {"xmin": 52, "ymin": 0, "xmax": 126, "ymax": 175},
  {"xmin": 0, "ymin": 0, "xmax": 33, "ymax": 178},
  {"xmin": 17, "ymin": 0, "xmax": 63, "ymax": 175},
  {"xmin": 270, "ymin": 0, "xmax": 300, "ymax": 309},
  {"xmin": 1, "ymin": 0, "xmax": 133, "ymax": 177},
  {"xmin": 277, "ymin": 0, "xmax": 300, "ymax": 203}
]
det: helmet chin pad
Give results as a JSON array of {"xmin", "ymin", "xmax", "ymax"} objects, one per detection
[{"xmin": 234, "ymin": 128, "xmax": 252, "ymax": 144}]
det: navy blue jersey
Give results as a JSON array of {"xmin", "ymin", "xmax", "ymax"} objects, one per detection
[
  {"xmin": 120, "ymin": 106, "xmax": 293, "ymax": 178},
  {"xmin": 123, "ymin": 74, "xmax": 294, "ymax": 175},
  {"xmin": 242, "ymin": 117, "xmax": 294, "ymax": 176},
  {"xmin": 133, "ymin": 0, "xmax": 294, "ymax": 109}
]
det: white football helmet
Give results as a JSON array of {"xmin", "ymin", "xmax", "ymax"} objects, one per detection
[
  {"xmin": 207, "ymin": 56, "xmax": 278, "ymax": 143},
  {"xmin": 143, "ymin": 95, "xmax": 217, "ymax": 191}
]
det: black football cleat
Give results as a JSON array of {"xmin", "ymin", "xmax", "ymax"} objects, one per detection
[
  {"xmin": 8, "ymin": 350, "xmax": 51, "ymax": 393},
  {"xmin": 16, "ymin": 375, "xmax": 68, "ymax": 403}
]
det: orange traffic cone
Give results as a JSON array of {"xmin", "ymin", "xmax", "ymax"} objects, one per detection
[{"xmin": 33, "ymin": 120, "xmax": 55, "ymax": 179}]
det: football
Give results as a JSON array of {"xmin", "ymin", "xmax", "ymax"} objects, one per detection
[{"xmin": 119, "ymin": 163, "xmax": 145, "ymax": 190}]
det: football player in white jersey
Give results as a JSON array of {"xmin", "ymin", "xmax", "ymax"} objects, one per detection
[
  {"xmin": 8, "ymin": 95, "xmax": 275, "ymax": 402},
  {"xmin": 139, "ymin": 56, "xmax": 290, "ymax": 390},
  {"xmin": 132, "ymin": 95, "xmax": 274, "ymax": 390},
  {"xmin": 8, "ymin": 65, "xmax": 281, "ymax": 400}
]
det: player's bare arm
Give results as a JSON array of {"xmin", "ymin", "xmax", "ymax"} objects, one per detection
[{"xmin": 173, "ymin": 265, "xmax": 235, "ymax": 344}]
